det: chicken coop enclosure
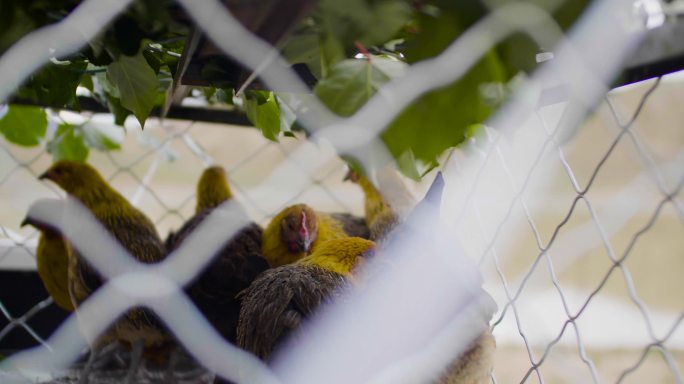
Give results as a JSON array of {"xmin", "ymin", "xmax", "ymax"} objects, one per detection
[{"xmin": 0, "ymin": 0, "xmax": 684, "ymax": 383}]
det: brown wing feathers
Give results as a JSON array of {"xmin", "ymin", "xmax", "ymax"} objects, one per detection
[{"xmin": 236, "ymin": 264, "xmax": 345, "ymax": 360}]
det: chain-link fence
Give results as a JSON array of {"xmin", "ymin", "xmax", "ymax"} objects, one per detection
[
  {"xmin": 0, "ymin": 115, "xmax": 368, "ymax": 383},
  {"xmin": 0, "ymin": 0, "xmax": 683, "ymax": 383},
  {"xmin": 448, "ymin": 75, "xmax": 684, "ymax": 383}
]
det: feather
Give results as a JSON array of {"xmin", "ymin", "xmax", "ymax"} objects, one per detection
[
  {"xmin": 38, "ymin": 160, "xmax": 171, "ymax": 354},
  {"xmin": 262, "ymin": 204, "xmax": 362, "ymax": 267},
  {"xmin": 166, "ymin": 165, "xmax": 269, "ymax": 343},
  {"xmin": 237, "ymin": 238, "xmax": 374, "ymax": 360}
]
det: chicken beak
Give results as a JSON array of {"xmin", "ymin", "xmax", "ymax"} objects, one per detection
[
  {"xmin": 38, "ymin": 170, "xmax": 52, "ymax": 181},
  {"xmin": 20, "ymin": 217, "xmax": 29, "ymax": 227},
  {"xmin": 343, "ymin": 169, "xmax": 357, "ymax": 182},
  {"xmin": 297, "ymin": 238, "xmax": 312, "ymax": 253}
]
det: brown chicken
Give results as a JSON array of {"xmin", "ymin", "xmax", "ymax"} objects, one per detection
[
  {"xmin": 165, "ymin": 165, "xmax": 269, "ymax": 343},
  {"xmin": 236, "ymin": 237, "xmax": 375, "ymax": 361},
  {"xmin": 437, "ymin": 330, "xmax": 496, "ymax": 384}
]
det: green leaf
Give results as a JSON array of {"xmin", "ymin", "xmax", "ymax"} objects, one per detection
[
  {"xmin": 215, "ymin": 88, "xmax": 234, "ymax": 104},
  {"xmin": 81, "ymin": 121, "xmax": 123, "ymax": 151},
  {"xmin": 80, "ymin": 74, "xmax": 94, "ymax": 93},
  {"xmin": 396, "ymin": 150, "xmax": 421, "ymax": 180},
  {"xmin": 0, "ymin": 106, "xmax": 47, "ymax": 147},
  {"xmin": 47, "ymin": 124, "xmax": 89, "ymax": 162},
  {"xmin": 466, "ymin": 123, "xmax": 485, "ymax": 140},
  {"xmin": 403, "ymin": 9, "xmax": 466, "ymax": 64},
  {"xmin": 315, "ymin": 34, "xmax": 506, "ymax": 179},
  {"xmin": 384, "ymin": 49, "xmax": 506, "ymax": 164},
  {"xmin": 242, "ymin": 91, "xmax": 281, "ymax": 141},
  {"xmin": 96, "ymin": 72, "xmax": 120, "ymax": 98},
  {"xmin": 314, "ymin": 57, "xmax": 407, "ymax": 117},
  {"xmin": 419, "ymin": 159, "xmax": 439, "ymax": 178},
  {"xmin": 319, "ymin": 32, "xmax": 347, "ymax": 78},
  {"xmin": 143, "ymin": 48, "xmax": 164, "ymax": 74},
  {"xmin": 162, "ymin": 54, "xmax": 180, "ymax": 79},
  {"xmin": 105, "ymin": 92, "xmax": 131, "ymax": 126},
  {"xmin": 315, "ymin": 0, "xmax": 412, "ymax": 68},
  {"xmin": 361, "ymin": 1, "xmax": 412, "ymax": 46},
  {"xmin": 377, "ymin": 7, "xmax": 508, "ymax": 171},
  {"xmin": 0, "ymin": 5, "xmax": 36, "ymax": 55},
  {"xmin": 278, "ymin": 95, "xmax": 297, "ymax": 135},
  {"xmin": 107, "ymin": 51, "xmax": 159, "ymax": 128},
  {"xmin": 283, "ymin": 28, "xmax": 320, "ymax": 64},
  {"xmin": 282, "ymin": 27, "xmax": 322, "ymax": 78},
  {"xmin": 154, "ymin": 72, "xmax": 170, "ymax": 107},
  {"xmin": 15, "ymin": 62, "xmax": 87, "ymax": 108},
  {"xmin": 496, "ymin": 0, "xmax": 593, "ymax": 75},
  {"xmin": 201, "ymin": 87, "xmax": 217, "ymax": 103}
]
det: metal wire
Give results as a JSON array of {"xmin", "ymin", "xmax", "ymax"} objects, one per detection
[{"xmin": 0, "ymin": 0, "xmax": 681, "ymax": 383}]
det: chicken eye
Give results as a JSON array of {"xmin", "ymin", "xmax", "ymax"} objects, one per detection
[{"xmin": 361, "ymin": 249, "xmax": 375, "ymax": 259}]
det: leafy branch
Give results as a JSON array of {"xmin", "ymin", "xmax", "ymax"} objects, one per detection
[{"xmin": 1, "ymin": 0, "xmax": 592, "ymax": 178}]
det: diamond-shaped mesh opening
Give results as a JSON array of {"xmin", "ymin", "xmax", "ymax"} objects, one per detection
[
  {"xmin": 478, "ymin": 76, "xmax": 684, "ymax": 383},
  {"xmin": 0, "ymin": 2, "xmax": 683, "ymax": 383}
]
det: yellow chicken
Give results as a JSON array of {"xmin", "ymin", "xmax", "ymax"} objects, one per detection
[
  {"xmin": 261, "ymin": 204, "xmax": 361, "ymax": 267},
  {"xmin": 195, "ymin": 165, "xmax": 234, "ymax": 213},
  {"xmin": 235, "ymin": 237, "xmax": 375, "ymax": 361},
  {"xmin": 21, "ymin": 212, "xmax": 74, "ymax": 312},
  {"xmin": 345, "ymin": 170, "xmax": 400, "ymax": 241},
  {"xmin": 165, "ymin": 165, "xmax": 269, "ymax": 344},
  {"xmin": 38, "ymin": 160, "xmax": 171, "ymax": 359}
]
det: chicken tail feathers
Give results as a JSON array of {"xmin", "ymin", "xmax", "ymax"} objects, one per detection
[{"xmin": 424, "ymin": 171, "xmax": 445, "ymax": 208}]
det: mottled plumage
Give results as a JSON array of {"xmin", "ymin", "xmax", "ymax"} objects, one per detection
[
  {"xmin": 166, "ymin": 165, "xmax": 269, "ymax": 343},
  {"xmin": 328, "ymin": 212, "xmax": 370, "ymax": 239},
  {"xmin": 168, "ymin": 210, "xmax": 268, "ymax": 342},
  {"xmin": 165, "ymin": 165, "xmax": 239, "ymax": 249},
  {"xmin": 237, "ymin": 237, "xmax": 374, "ymax": 361},
  {"xmin": 437, "ymin": 330, "xmax": 496, "ymax": 384},
  {"xmin": 235, "ymin": 264, "xmax": 343, "ymax": 360},
  {"xmin": 261, "ymin": 204, "xmax": 356, "ymax": 267},
  {"xmin": 39, "ymin": 160, "xmax": 169, "ymax": 351},
  {"xmin": 21, "ymin": 215, "xmax": 74, "ymax": 312}
]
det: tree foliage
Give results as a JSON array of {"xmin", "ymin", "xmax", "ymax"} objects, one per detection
[
  {"xmin": 0, "ymin": 0, "xmax": 592, "ymax": 178},
  {"xmin": 0, "ymin": 106, "xmax": 47, "ymax": 147}
]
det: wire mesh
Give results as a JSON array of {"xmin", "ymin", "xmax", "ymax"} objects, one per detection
[
  {"xmin": 461, "ymin": 75, "xmax": 684, "ymax": 382},
  {"xmin": 0, "ymin": 0, "xmax": 682, "ymax": 383}
]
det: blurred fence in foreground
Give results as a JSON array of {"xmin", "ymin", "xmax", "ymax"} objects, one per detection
[{"xmin": 0, "ymin": 0, "xmax": 683, "ymax": 383}]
